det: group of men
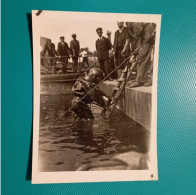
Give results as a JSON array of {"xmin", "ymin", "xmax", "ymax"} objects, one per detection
[
  {"xmin": 42, "ymin": 34, "xmax": 89, "ymax": 73},
  {"xmin": 42, "ymin": 21, "xmax": 155, "ymax": 87},
  {"xmin": 70, "ymin": 21, "xmax": 156, "ymax": 120},
  {"xmin": 95, "ymin": 21, "xmax": 155, "ymax": 87}
]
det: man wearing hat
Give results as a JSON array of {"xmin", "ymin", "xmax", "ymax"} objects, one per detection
[
  {"xmin": 42, "ymin": 39, "xmax": 57, "ymax": 72},
  {"xmin": 57, "ymin": 36, "xmax": 71, "ymax": 73},
  {"xmin": 95, "ymin": 27, "xmax": 112, "ymax": 80},
  {"xmin": 113, "ymin": 22, "xmax": 129, "ymax": 75},
  {"xmin": 70, "ymin": 34, "xmax": 80, "ymax": 72}
]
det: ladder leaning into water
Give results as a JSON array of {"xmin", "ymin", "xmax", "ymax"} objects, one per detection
[{"xmin": 101, "ymin": 58, "xmax": 137, "ymax": 120}]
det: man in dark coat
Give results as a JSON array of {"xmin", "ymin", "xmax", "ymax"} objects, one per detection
[
  {"xmin": 57, "ymin": 36, "xmax": 71, "ymax": 73},
  {"xmin": 95, "ymin": 27, "xmax": 112, "ymax": 80},
  {"xmin": 121, "ymin": 22, "xmax": 155, "ymax": 87},
  {"xmin": 70, "ymin": 34, "xmax": 80, "ymax": 72},
  {"xmin": 113, "ymin": 22, "xmax": 129, "ymax": 71},
  {"xmin": 42, "ymin": 39, "xmax": 57, "ymax": 71}
]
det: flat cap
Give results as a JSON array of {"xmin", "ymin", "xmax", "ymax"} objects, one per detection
[
  {"xmin": 72, "ymin": 33, "xmax": 76, "ymax": 37},
  {"xmin": 96, "ymin": 27, "xmax": 103, "ymax": 32},
  {"xmin": 60, "ymin": 36, "xmax": 64, "ymax": 39}
]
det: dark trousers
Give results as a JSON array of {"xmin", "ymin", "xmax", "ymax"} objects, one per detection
[
  {"xmin": 136, "ymin": 43, "xmax": 153, "ymax": 83},
  {"xmin": 82, "ymin": 57, "xmax": 89, "ymax": 68},
  {"xmin": 60, "ymin": 57, "xmax": 68, "ymax": 73},
  {"xmin": 98, "ymin": 59, "xmax": 110, "ymax": 78},
  {"xmin": 47, "ymin": 58, "xmax": 56, "ymax": 70},
  {"xmin": 72, "ymin": 57, "xmax": 78, "ymax": 72},
  {"xmin": 109, "ymin": 57, "xmax": 118, "ymax": 79}
]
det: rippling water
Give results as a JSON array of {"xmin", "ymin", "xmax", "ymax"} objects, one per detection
[{"xmin": 39, "ymin": 94, "xmax": 150, "ymax": 171}]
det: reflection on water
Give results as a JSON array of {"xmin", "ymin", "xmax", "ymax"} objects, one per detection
[{"xmin": 39, "ymin": 94, "xmax": 150, "ymax": 171}]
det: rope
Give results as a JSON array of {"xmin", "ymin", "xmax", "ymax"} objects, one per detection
[
  {"xmin": 47, "ymin": 55, "xmax": 131, "ymax": 129},
  {"xmin": 47, "ymin": 33, "xmax": 155, "ymax": 128}
]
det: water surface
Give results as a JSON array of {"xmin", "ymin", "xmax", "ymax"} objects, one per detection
[{"xmin": 39, "ymin": 94, "xmax": 150, "ymax": 171}]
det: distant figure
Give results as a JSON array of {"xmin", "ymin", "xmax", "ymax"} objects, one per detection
[
  {"xmin": 113, "ymin": 22, "xmax": 129, "ymax": 74},
  {"xmin": 80, "ymin": 48, "xmax": 89, "ymax": 71},
  {"xmin": 106, "ymin": 30, "xmax": 118, "ymax": 79},
  {"xmin": 57, "ymin": 36, "xmax": 71, "ymax": 73},
  {"xmin": 95, "ymin": 27, "xmax": 112, "ymax": 80},
  {"xmin": 121, "ymin": 22, "xmax": 155, "ymax": 88},
  {"xmin": 42, "ymin": 39, "xmax": 57, "ymax": 71},
  {"xmin": 70, "ymin": 34, "xmax": 80, "ymax": 72}
]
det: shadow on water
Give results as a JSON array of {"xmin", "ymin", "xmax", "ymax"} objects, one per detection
[{"xmin": 38, "ymin": 94, "xmax": 150, "ymax": 172}]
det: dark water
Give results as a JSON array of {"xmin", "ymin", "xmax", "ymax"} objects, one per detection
[{"xmin": 39, "ymin": 94, "xmax": 150, "ymax": 172}]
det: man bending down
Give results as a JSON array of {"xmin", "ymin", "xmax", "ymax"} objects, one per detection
[{"xmin": 71, "ymin": 68, "xmax": 110, "ymax": 120}]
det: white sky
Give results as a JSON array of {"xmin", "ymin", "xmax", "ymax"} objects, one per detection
[
  {"xmin": 39, "ymin": 18, "xmax": 119, "ymax": 52},
  {"xmin": 36, "ymin": 11, "xmax": 161, "ymax": 52}
]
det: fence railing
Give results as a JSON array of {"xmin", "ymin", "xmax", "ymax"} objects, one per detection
[{"xmin": 40, "ymin": 56, "xmax": 98, "ymax": 74}]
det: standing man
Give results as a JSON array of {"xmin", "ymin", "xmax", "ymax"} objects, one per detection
[
  {"xmin": 70, "ymin": 34, "xmax": 80, "ymax": 72},
  {"xmin": 57, "ymin": 36, "xmax": 71, "ymax": 73},
  {"xmin": 42, "ymin": 39, "xmax": 57, "ymax": 72},
  {"xmin": 113, "ymin": 22, "xmax": 129, "ymax": 75},
  {"xmin": 121, "ymin": 22, "xmax": 156, "ymax": 87},
  {"xmin": 80, "ymin": 48, "xmax": 89, "ymax": 70},
  {"xmin": 95, "ymin": 27, "xmax": 112, "ymax": 80}
]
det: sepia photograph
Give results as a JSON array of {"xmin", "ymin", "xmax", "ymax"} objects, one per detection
[{"xmin": 32, "ymin": 10, "xmax": 161, "ymax": 183}]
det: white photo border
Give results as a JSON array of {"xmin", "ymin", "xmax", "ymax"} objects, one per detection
[{"xmin": 32, "ymin": 10, "xmax": 161, "ymax": 184}]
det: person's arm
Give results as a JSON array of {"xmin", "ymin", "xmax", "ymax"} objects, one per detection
[{"xmin": 121, "ymin": 38, "xmax": 131, "ymax": 56}]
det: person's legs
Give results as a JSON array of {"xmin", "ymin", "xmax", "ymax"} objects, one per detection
[
  {"xmin": 116, "ymin": 48, "xmax": 124, "ymax": 78},
  {"xmin": 84, "ymin": 57, "xmax": 89, "ymax": 67},
  {"xmin": 99, "ymin": 59, "xmax": 105, "ymax": 75},
  {"xmin": 60, "ymin": 57, "xmax": 66, "ymax": 73},
  {"xmin": 48, "ymin": 59, "xmax": 53, "ymax": 72},
  {"xmin": 117, "ymin": 48, "xmax": 124, "ymax": 69},
  {"xmin": 103, "ymin": 59, "xmax": 108, "ymax": 75},
  {"xmin": 64, "ymin": 57, "xmax": 68, "ymax": 73},
  {"xmin": 135, "ymin": 43, "xmax": 152, "ymax": 84},
  {"xmin": 109, "ymin": 57, "xmax": 118, "ymax": 79},
  {"xmin": 72, "ymin": 57, "xmax": 78, "ymax": 72},
  {"xmin": 103, "ymin": 59, "xmax": 112, "ymax": 80},
  {"xmin": 51, "ymin": 58, "xmax": 56, "ymax": 74}
]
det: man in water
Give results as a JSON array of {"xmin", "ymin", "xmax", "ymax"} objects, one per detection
[{"xmin": 71, "ymin": 67, "xmax": 110, "ymax": 120}]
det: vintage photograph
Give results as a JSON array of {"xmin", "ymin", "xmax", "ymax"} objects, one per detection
[{"xmin": 32, "ymin": 10, "xmax": 161, "ymax": 183}]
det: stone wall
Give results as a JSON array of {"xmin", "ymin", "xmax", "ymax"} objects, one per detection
[{"xmin": 100, "ymin": 81, "xmax": 152, "ymax": 131}]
